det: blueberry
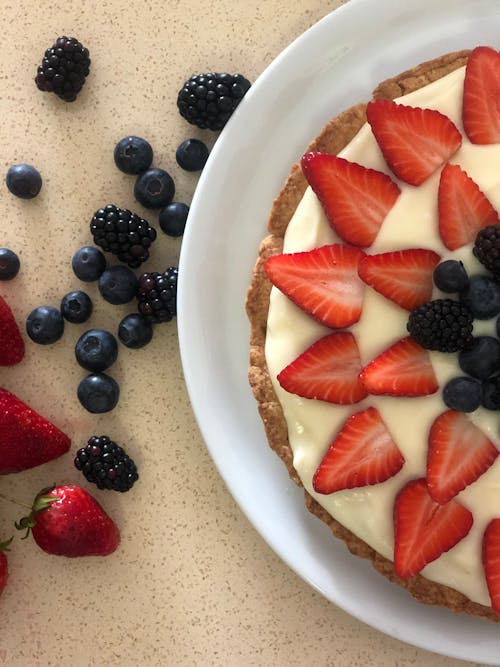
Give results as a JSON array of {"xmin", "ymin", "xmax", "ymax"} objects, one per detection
[
  {"xmin": 0, "ymin": 248, "xmax": 20, "ymax": 280},
  {"xmin": 72, "ymin": 246, "xmax": 106, "ymax": 282},
  {"xmin": 118, "ymin": 314, "xmax": 153, "ymax": 349},
  {"xmin": 442, "ymin": 376, "xmax": 482, "ymax": 412},
  {"xmin": 433, "ymin": 260, "xmax": 469, "ymax": 293},
  {"xmin": 77, "ymin": 373, "xmax": 120, "ymax": 413},
  {"xmin": 60, "ymin": 291, "xmax": 93, "ymax": 324},
  {"xmin": 482, "ymin": 377, "xmax": 500, "ymax": 410},
  {"xmin": 114, "ymin": 136, "xmax": 153, "ymax": 175},
  {"xmin": 75, "ymin": 329, "xmax": 118, "ymax": 371},
  {"xmin": 175, "ymin": 138, "xmax": 209, "ymax": 171},
  {"xmin": 98, "ymin": 266, "xmax": 138, "ymax": 304},
  {"xmin": 458, "ymin": 336, "xmax": 500, "ymax": 380},
  {"xmin": 460, "ymin": 275, "xmax": 500, "ymax": 319},
  {"xmin": 158, "ymin": 202, "xmax": 189, "ymax": 237},
  {"xmin": 134, "ymin": 168, "xmax": 175, "ymax": 209},
  {"xmin": 26, "ymin": 306, "xmax": 64, "ymax": 344},
  {"xmin": 6, "ymin": 164, "xmax": 42, "ymax": 199}
]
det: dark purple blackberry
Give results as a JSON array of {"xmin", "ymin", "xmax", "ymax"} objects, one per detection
[
  {"xmin": 137, "ymin": 268, "xmax": 178, "ymax": 323},
  {"xmin": 407, "ymin": 299, "xmax": 473, "ymax": 352},
  {"xmin": 90, "ymin": 204, "xmax": 156, "ymax": 268},
  {"xmin": 74, "ymin": 435, "xmax": 138, "ymax": 492},
  {"xmin": 177, "ymin": 72, "xmax": 251, "ymax": 131},
  {"xmin": 473, "ymin": 225, "xmax": 500, "ymax": 276},
  {"xmin": 35, "ymin": 36, "xmax": 90, "ymax": 102}
]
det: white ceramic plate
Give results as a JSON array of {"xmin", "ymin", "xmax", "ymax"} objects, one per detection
[{"xmin": 178, "ymin": 0, "xmax": 500, "ymax": 661}]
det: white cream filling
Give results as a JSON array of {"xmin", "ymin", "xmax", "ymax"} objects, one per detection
[{"xmin": 265, "ymin": 66, "xmax": 500, "ymax": 607}]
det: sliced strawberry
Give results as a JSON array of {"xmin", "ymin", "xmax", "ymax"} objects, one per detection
[
  {"xmin": 358, "ymin": 248, "xmax": 440, "ymax": 311},
  {"xmin": 300, "ymin": 152, "xmax": 401, "ymax": 247},
  {"xmin": 463, "ymin": 46, "xmax": 500, "ymax": 145},
  {"xmin": 483, "ymin": 518, "xmax": 500, "ymax": 614},
  {"xmin": 438, "ymin": 162, "xmax": 499, "ymax": 250},
  {"xmin": 0, "ymin": 295, "xmax": 24, "ymax": 366},
  {"xmin": 312, "ymin": 406, "xmax": 404, "ymax": 494},
  {"xmin": 264, "ymin": 244, "xmax": 365, "ymax": 329},
  {"xmin": 360, "ymin": 337, "xmax": 438, "ymax": 397},
  {"xmin": 427, "ymin": 410, "xmax": 498, "ymax": 504},
  {"xmin": 277, "ymin": 331, "xmax": 367, "ymax": 405},
  {"xmin": 394, "ymin": 478, "xmax": 473, "ymax": 579},
  {"xmin": 366, "ymin": 99, "xmax": 462, "ymax": 186}
]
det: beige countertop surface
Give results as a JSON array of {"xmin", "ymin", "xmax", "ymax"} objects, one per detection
[{"xmin": 0, "ymin": 1, "xmax": 490, "ymax": 665}]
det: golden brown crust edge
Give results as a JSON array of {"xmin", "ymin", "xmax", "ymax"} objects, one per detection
[{"xmin": 246, "ymin": 48, "xmax": 500, "ymax": 622}]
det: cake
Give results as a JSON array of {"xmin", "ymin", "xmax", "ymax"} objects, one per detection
[{"xmin": 246, "ymin": 46, "xmax": 500, "ymax": 621}]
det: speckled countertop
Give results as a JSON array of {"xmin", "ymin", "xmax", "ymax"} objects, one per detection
[{"xmin": 0, "ymin": 1, "xmax": 490, "ymax": 665}]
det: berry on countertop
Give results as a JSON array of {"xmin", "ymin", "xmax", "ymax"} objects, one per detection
[
  {"xmin": 460, "ymin": 275, "xmax": 500, "ymax": 319},
  {"xmin": 366, "ymin": 99, "xmax": 461, "ymax": 185},
  {"xmin": 6, "ymin": 164, "xmax": 42, "ymax": 199},
  {"xmin": 177, "ymin": 72, "xmax": 251, "ymax": 131},
  {"xmin": 482, "ymin": 376, "xmax": 500, "ymax": 411},
  {"xmin": 0, "ymin": 296, "xmax": 24, "ymax": 365},
  {"xmin": 407, "ymin": 299, "xmax": 473, "ymax": 352},
  {"xmin": 26, "ymin": 305, "xmax": 64, "ymax": 345},
  {"xmin": 0, "ymin": 387, "xmax": 70, "ymax": 474},
  {"xmin": 175, "ymin": 138, "xmax": 209, "ymax": 171},
  {"xmin": 442, "ymin": 376, "xmax": 483, "ymax": 413},
  {"xmin": 114, "ymin": 136, "xmax": 153, "ymax": 175},
  {"xmin": 483, "ymin": 518, "xmax": 500, "ymax": 614},
  {"xmin": 301, "ymin": 152, "xmax": 400, "ymax": 247},
  {"xmin": 137, "ymin": 268, "xmax": 178, "ymax": 323},
  {"xmin": 90, "ymin": 204, "xmax": 156, "ymax": 269},
  {"xmin": 458, "ymin": 336, "xmax": 500, "ymax": 380},
  {"xmin": 77, "ymin": 373, "xmax": 120, "ymax": 413},
  {"xmin": 118, "ymin": 313, "xmax": 153, "ymax": 349},
  {"xmin": 0, "ymin": 248, "xmax": 20, "ymax": 281},
  {"xmin": 98, "ymin": 265, "xmax": 138, "ymax": 305},
  {"xmin": 72, "ymin": 245, "xmax": 106, "ymax": 282},
  {"xmin": 473, "ymin": 225, "xmax": 500, "ymax": 275},
  {"xmin": 60, "ymin": 290, "xmax": 93, "ymax": 324},
  {"xmin": 74, "ymin": 435, "xmax": 139, "ymax": 492},
  {"xmin": 35, "ymin": 36, "xmax": 90, "ymax": 102},
  {"xmin": 159, "ymin": 202, "xmax": 189, "ymax": 237},
  {"xmin": 75, "ymin": 329, "xmax": 118, "ymax": 372},
  {"xmin": 134, "ymin": 168, "xmax": 175, "ymax": 209},
  {"xmin": 463, "ymin": 46, "xmax": 500, "ymax": 145},
  {"xmin": 0, "ymin": 538, "xmax": 11, "ymax": 596},
  {"xmin": 433, "ymin": 259, "xmax": 469, "ymax": 293}
]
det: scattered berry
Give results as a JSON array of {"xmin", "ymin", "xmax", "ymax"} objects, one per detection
[
  {"xmin": 35, "ymin": 36, "xmax": 90, "ymax": 102},
  {"xmin": 463, "ymin": 46, "xmax": 500, "ymax": 145},
  {"xmin": 118, "ymin": 313, "xmax": 153, "ymax": 349},
  {"xmin": 458, "ymin": 336, "xmax": 500, "ymax": 380},
  {"xmin": 74, "ymin": 435, "xmax": 139, "ymax": 492},
  {"xmin": 0, "ymin": 296, "xmax": 24, "ymax": 365},
  {"xmin": 90, "ymin": 204, "xmax": 156, "ymax": 268},
  {"xmin": 0, "ymin": 540, "xmax": 9, "ymax": 596},
  {"xmin": 99, "ymin": 265, "xmax": 138, "ymax": 305},
  {"xmin": 6, "ymin": 164, "xmax": 42, "ymax": 199},
  {"xmin": 177, "ymin": 72, "xmax": 251, "ymax": 131},
  {"xmin": 482, "ymin": 376, "xmax": 500, "ymax": 410},
  {"xmin": 407, "ymin": 299, "xmax": 473, "ymax": 352},
  {"xmin": 114, "ymin": 136, "xmax": 153, "ymax": 175},
  {"xmin": 134, "ymin": 168, "xmax": 175, "ymax": 209},
  {"xmin": 75, "ymin": 329, "xmax": 118, "ymax": 372},
  {"xmin": 460, "ymin": 275, "xmax": 500, "ymax": 319},
  {"xmin": 137, "ymin": 268, "xmax": 178, "ymax": 323},
  {"xmin": 0, "ymin": 248, "xmax": 20, "ymax": 280},
  {"xmin": 159, "ymin": 202, "xmax": 189, "ymax": 237},
  {"xmin": 60, "ymin": 290, "xmax": 92, "ymax": 324},
  {"xmin": 175, "ymin": 138, "xmax": 209, "ymax": 171},
  {"xmin": 77, "ymin": 373, "xmax": 120, "ymax": 413},
  {"xmin": 442, "ymin": 376, "xmax": 483, "ymax": 412},
  {"xmin": 483, "ymin": 518, "xmax": 500, "ymax": 614},
  {"xmin": 473, "ymin": 225, "xmax": 500, "ymax": 275},
  {"xmin": 433, "ymin": 259, "xmax": 469, "ymax": 293},
  {"xmin": 72, "ymin": 245, "xmax": 106, "ymax": 282},
  {"xmin": 26, "ymin": 305, "xmax": 64, "ymax": 345}
]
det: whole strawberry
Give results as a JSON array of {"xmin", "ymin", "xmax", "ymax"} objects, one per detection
[
  {"xmin": 17, "ymin": 485, "xmax": 119, "ymax": 557},
  {"xmin": 0, "ymin": 538, "xmax": 12, "ymax": 595}
]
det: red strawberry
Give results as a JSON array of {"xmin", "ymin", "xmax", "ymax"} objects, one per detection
[
  {"xmin": 438, "ymin": 162, "xmax": 499, "ymax": 250},
  {"xmin": 0, "ymin": 538, "xmax": 11, "ymax": 596},
  {"xmin": 360, "ymin": 337, "xmax": 438, "ymax": 397},
  {"xmin": 277, "ymin": 331, "xmax": 367, "ymax": 405},
  {"xmin": 301, "ymin": 152, "xmax": 400, "ymax": 247},
  {"xmin": 366, "ymin": 99, "xmax": 462, "ymax": 185},
  {"xmin": 427, "ymin": 410, "xmax": 498, "ymax": 504},
  {"xmin": 483, "ymin": 518, "xmax": 500, "ymax": 614},
  {"xmin": 264, "ymin": 244, "xmax": 365, "ymax": 329},
  {"xmin": 312, "ymin": 406, "xmax": 404, "ymax": 494},
  {"xmin": 0, "ymin": 295, "xmax": 24, "ymax": 365},
  {"xmin": 394, "ymin": 478, "xmax": 473, "ymax": 579},
  {"xmin": 0, "ymin": 388, "xmax": 70, "ymax": 474},
  {"xmin": 358, "ymin": 248, "xmax": 440, "ymax": 311},
  {"xmin": 463, "ymin": 46, "xmax": 500, "ymax": 145},
  {"xmin": 21, "ymin": 485, "xmax": 120, "ymax": 557}
]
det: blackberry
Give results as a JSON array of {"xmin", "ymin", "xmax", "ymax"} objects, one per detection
[
  {"xmin": 74, "ymin": 435, "xmax": 138, "ymax": 492},
  {"xmin": 137, "ymin": 268, "xmax": 178, "ymax": 323},
  {"xmin": 473, "ymin": 225, "xmax": 500, "ymax": 275},
  {"xmin": 90, "ymin": 204, "xmax": 156, "ymax": 268},
  {"xmin": 407, "ymin": 299, "xmax": 473, "ymax": 352},
  {"xmin": 177, "ymin": 72, "xmax": 251, "ymax": 131},
  {"xmin": 35, "ymin": 36, "xmax": 90, "ymax": 102}
]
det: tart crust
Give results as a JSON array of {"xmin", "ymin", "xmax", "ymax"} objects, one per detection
[{"xmin": 246, "ymin": 49, "xmax": 500, "ymax": 621}]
